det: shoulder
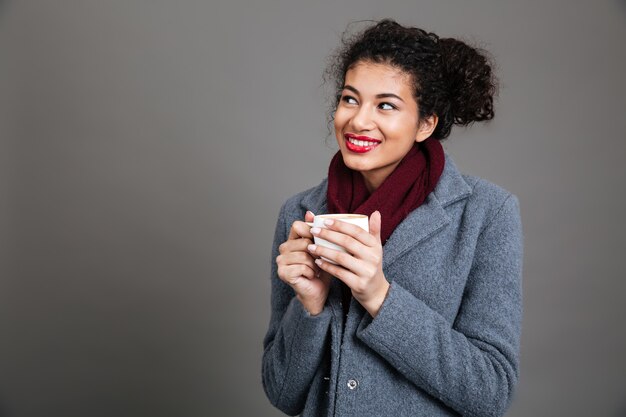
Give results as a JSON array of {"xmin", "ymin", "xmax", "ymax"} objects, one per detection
[
  {"xmin": 271, "ymin": 179, "xmax": 328, "ymax": 246},
  {"xmin": 461, "ymin": 173, "xmax": 521, "ymax": 233},
  {"xmin": 440, "ymin": 154, "xmax": 520, "ymax": 230},
  {"xmin": 278, "ymin": 178, "xmax": 328, "ymax": 223},
  {"xmin": 440, "ymin": 153, "xmax": 519, "ymax": 212},
  {"xmin": 464, "ymin": 173, "xmax": 517, "ymax": 206}
]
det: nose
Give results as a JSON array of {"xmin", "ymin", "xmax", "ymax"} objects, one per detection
[{"xmin": 351, "ymin": 105, "xmax": 376, "ymax": 131}]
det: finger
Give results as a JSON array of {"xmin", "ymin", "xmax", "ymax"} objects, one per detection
[
  {"xmin": 279, "ymin": 237, "xmax": 314, "ymax": 255},
  {"xmin": 369, "ymin": 210, "xmax": 382, "ymax": 242},
  {"xmin": 288, "ymin": 219, "xmax": 314, "ymax": 240},
  {"xmin": 307, "ymin": 243, "xmax": 366, "ymax": 276},
  {"xmin": 310, "ymin": 227, "xmax": 382, "ymax": 266},
  {"xmin": 310, "ymin": 227, "xmax": 365, "ymax": 257},
  {"xmin": 277, "ymin": 251, "xmax": 318, "ymax": 272},
  {"xmin": 290, "ymin": 274, "xmax": 328, "ymax": 300},
  {"xmin": 321, "ymin": 218, "xmax": 376, "ymax": 246},
  {"xmin": 314, "ymin": 257, "xmax": 358, "ymax": 289},
  {"xmin": 304, "ymin": 210, "xmax": 315, "ymax": 223},
  {"xmin": 278, "ymin": 264, "xmax": 318, "ymax": 284}
]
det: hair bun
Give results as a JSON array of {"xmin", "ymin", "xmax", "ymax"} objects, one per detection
[{"xmin": 437, "ymin": 37, "xmax": 497, "ymax": 136}]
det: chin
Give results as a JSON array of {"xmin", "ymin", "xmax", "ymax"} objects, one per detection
[{"xmin": 341, "ymin": 154, "xmax": 372, "ymax": 173}]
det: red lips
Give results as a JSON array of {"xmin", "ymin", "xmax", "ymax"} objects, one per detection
[{"xmin": 344, "ymin": 133, "xmax": 381, "ymax": 153}]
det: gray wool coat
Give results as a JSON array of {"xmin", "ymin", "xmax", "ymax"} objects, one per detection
[{"xmin": 262, "ymin": 153, "xmax": 523, "ymax": 417}]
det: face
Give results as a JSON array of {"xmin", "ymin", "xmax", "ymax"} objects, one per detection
[{"xmin": 333, "ymin": 61, "xmax": 436, "ymax": 192}]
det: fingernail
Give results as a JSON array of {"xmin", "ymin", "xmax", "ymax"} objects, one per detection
[
  {"xmin": 310, "ymin": 227, "xmax": 321, "ymax": 235},
  {"xmin": 323, "ymin": 219, "xmax": 334, "ymax": 226},
  {"xmin": 307, "ymin": 244, "xmax": 317, "ymax": 252},
  {"xmin": 315, "ymin": 258, "xmax": 323, "ymax": 266}
]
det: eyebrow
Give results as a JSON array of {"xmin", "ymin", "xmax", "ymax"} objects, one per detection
[{"xmin": 342, "ymin": 85, "xmax": 405, "ymax": 102}]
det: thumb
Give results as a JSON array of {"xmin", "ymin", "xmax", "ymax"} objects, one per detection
[
  {"xmin": 305, "ymin": 210, "xmax": 315, "ymax": 223},
  {"xmin": 369, "ymin": 210, "xmax": 382, "ymax": 241}
]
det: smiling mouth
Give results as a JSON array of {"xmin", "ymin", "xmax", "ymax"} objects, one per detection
[{"xmin": 344, "ymin": 134, "xmax": 381, "ymax": 153}]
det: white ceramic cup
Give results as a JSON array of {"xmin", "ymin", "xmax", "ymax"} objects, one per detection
[{"xmin": 307, "ymin": 214, "xmax": 369, "ymax": 264}]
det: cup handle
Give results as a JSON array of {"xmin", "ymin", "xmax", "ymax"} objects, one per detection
[{"xmin": 305, "ymin": 222, "xmax": 314, "ymax": 227}]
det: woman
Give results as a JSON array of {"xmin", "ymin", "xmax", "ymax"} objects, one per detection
[{"xmin": 262, "ymin": 19, "xmax": 522, "ymax": 417}]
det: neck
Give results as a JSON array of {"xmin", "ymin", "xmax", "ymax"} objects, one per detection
[
  {"xmin": 361, "ymin": 175, "xmax": 375, "ymax": 193},
  {"xmin": 361, "ymin": 173, "xmax": 379, "ymax": 194}
]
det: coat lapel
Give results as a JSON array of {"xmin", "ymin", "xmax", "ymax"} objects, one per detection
[
  {"xmin": 383, "ymin": 154, "xmax": 473, "ymax": 266},
  {"xmin": 381, "ymin": 192, "xmax": 449, "ymax": 267}
]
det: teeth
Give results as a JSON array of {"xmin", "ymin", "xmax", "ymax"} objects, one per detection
[{"xmin": 348, "ymin": 137, "xmax": 379, "ymax": 147}]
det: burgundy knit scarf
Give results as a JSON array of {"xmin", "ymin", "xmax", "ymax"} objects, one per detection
[
  {"xmin": 327, "ymin": 137, "xmax": 445, "ymax": 245},
  {"xmin": 326, "ymin": 137, "xmax": 444, "ymax": 318}
]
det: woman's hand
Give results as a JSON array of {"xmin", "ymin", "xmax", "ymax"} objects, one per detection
[
  {"xmin": 276, "ymin": 211, "xmax": 332, "ymax": 316},
  {"xmin": 307, "ymin": 211, "xmax": 390, "ymax": 317}
]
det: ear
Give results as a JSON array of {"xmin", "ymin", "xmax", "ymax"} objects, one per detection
[{"xmin": 415, "ymin": 114, "xmax": 438, "ymax": 143}]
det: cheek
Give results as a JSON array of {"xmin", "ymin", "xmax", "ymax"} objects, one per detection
[
  {"xmin": 387, "ymin": 115, "xmax": 410, "ymax": 132},
  {"xmin": 333, "ymin": 117, "xmax": 340, "ymax": 134},
  {"xmin": 333, "ymin": 108, "xmax": 349, "ymax": 131},
  {"xmin": 386, "ymin": 116, "xmax": 419, "ymax": 140}
]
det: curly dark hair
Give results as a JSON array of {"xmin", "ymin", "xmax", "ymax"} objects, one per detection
[{"xmin": 324, "ymin": 19, "xmax": 498, "ymax": 140}]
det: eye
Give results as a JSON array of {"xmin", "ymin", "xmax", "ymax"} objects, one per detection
[
  {"xmin": 379, "ymin": 102, "xmax": 396, "ymax": 110},
  {"xmin": 341, "ymin": 95, "xmax": 358, "ymax": 105}
]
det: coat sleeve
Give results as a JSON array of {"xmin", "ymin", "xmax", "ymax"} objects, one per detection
[
  {"xmin": 261, "ymin": 201, "xmax": 333, "ymax": 416},
  {"xmin": 356, "ymin": 194, "xmax": 523, "ymax": 417}
]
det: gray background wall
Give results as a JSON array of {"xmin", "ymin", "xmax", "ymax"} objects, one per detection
[{"xmin": 1, "ymin": 0, "xmax": 625, "ymax": 416}]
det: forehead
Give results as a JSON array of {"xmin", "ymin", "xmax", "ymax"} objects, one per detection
[{"xmin": 344, "ymin": 61, "xmax": 413, "ymax": 95}]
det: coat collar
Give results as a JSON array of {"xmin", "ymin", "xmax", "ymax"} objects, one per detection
[{"xmin": 299, "ymin": 152, "xmax": 473, "ymax": 267}]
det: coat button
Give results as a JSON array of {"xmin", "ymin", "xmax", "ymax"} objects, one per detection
[{"xmin": 347, "ymin": 379, "xmax": 358, "ymax": 390}]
